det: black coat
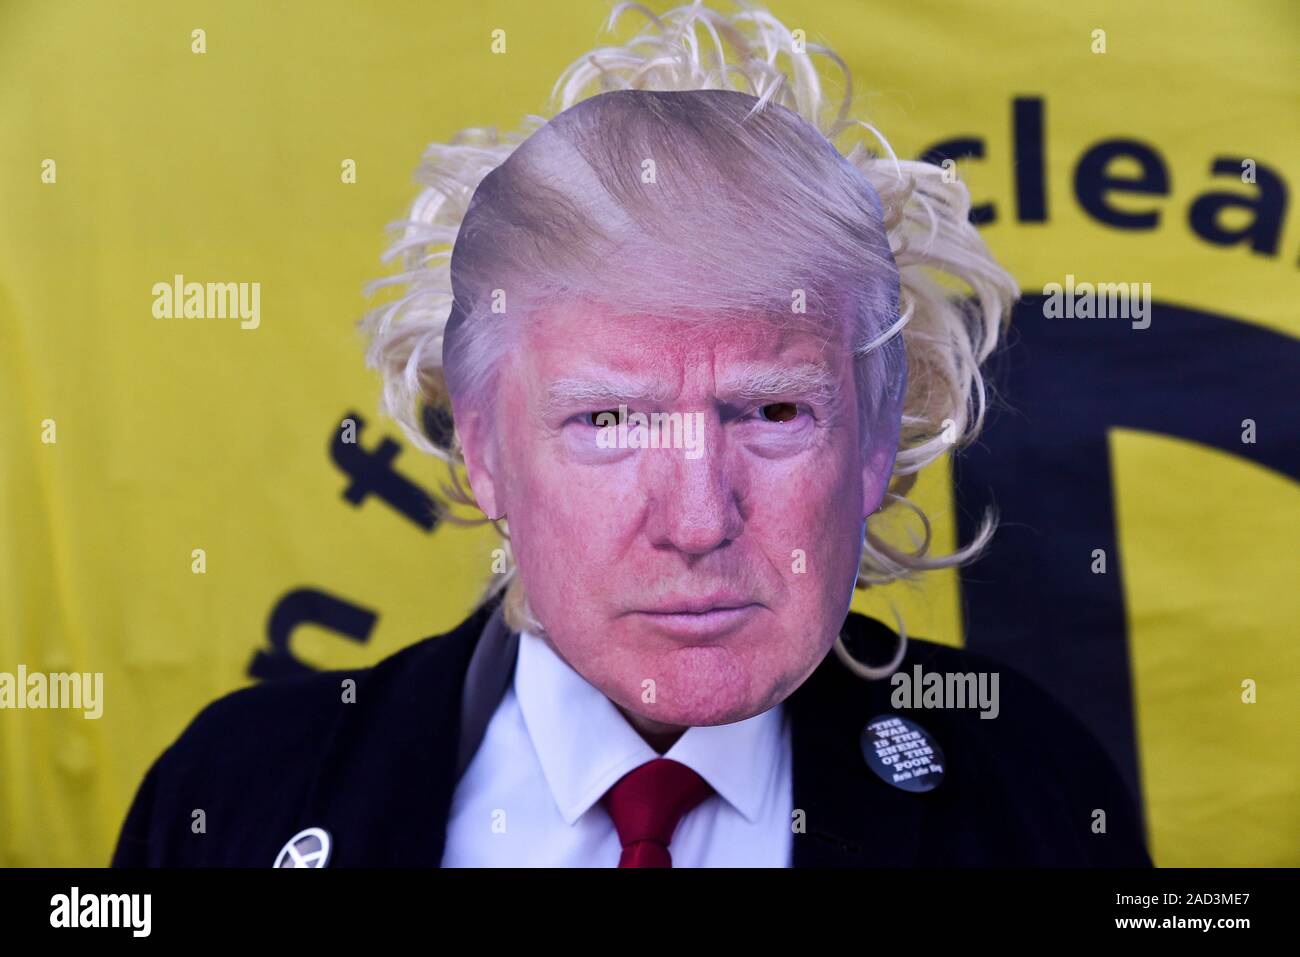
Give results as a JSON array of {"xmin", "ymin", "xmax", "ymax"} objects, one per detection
[{"xmin": 112, "ymin": 598, "xmax": 1152, "ymax": 867}]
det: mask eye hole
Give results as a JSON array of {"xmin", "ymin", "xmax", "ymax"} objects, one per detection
[
  {"xmin": 584, "ymin": 409, "xmax": 622, "ymax": 427},
  {"xmin": 760, "ymin": 402, "xmax": 799, "ymax": 423}
]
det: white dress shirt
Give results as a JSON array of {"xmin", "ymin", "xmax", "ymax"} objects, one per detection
[{"xmin": 442, "ymin": 629, "xmax": 794, "ymax": 867}]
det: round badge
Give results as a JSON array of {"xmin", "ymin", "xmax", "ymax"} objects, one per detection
[
  {"xmin": 859, "ymin": 714, "xmax": 945, "ymax": 793},
  {"xmin": 273, "ymin": 827, "xmax": 333, "ymax": 868}
]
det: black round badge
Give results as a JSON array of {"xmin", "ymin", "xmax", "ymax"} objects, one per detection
[{"xmin": 860, "ymin": 715, "xmax": 946, "ymax": 793}]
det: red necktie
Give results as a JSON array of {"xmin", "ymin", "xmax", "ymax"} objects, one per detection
[{"xmin": 601, "ymin": 757, "xmax": 715, "ymax": 867}]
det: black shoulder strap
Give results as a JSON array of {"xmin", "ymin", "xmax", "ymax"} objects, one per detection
[{"xmin": 455, "ymin": 602, "xmax": 519, "ymax": 782}]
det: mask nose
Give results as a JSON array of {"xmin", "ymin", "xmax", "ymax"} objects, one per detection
[{"xmin": 642, "ymin": 420, "xmax": 745, "ymax": 556}]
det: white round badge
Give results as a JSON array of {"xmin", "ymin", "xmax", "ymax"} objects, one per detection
[{"xmin": 273, "ymin": 827, "xmax": 333, "ymax": 868}]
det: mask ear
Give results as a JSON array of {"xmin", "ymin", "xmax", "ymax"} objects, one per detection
[
  {"xmin": 861, "ymin": 439, "xmax": 897, "ymax": 518},
  {"xmin": 452, "ymin": 405, "xmax": 504, "ymax": 520}
]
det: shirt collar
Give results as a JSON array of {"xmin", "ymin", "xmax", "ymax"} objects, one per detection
[{"xmin": 513, "ymin": 629, "xmax": 785, "ymax": 826}]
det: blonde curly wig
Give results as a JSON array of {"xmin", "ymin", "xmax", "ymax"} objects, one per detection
[{"xmin": 360, "ymin": 0, "xmax": 1019, "ymax": 650}]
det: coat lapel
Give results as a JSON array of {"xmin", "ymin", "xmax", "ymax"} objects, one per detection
[{"xmin": 298, "ymin": 598, "xmax": 496, "ymax": 866}]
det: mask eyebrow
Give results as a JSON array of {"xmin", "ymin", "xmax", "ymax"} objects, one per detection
[
  {"xmin": 716, "ymin": 362, "xmax": 841, "ymax": 406},
  {"xmin": 541, "ymin": 375, "xmax": 674, "ymax": 420}
]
